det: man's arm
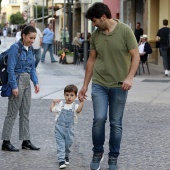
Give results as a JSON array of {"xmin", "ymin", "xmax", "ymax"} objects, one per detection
[
  {"xmin": 121, "ymin": 48, "xmax": 140, "ymax": 91},
  {"xmin": 78, "ymin": 49, "xmax": 97, "ymax": 101}
]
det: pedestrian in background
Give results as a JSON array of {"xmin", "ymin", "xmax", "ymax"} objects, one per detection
[
  {"xmin": 78, "ymin": 2, "xmax": 140, "ymax": 170},
  {"xmin": 50, "ymin": 84, "xmax": 84, "ymax": 169},
  {"xmin": 41, "ymin": 23, "xmax": 57, "ymax": 63},
  {"xmin": 138, "ymin": 34, "xmax": 152, "ymax": 63},
  {"xmin": 156, "ymin": 19, "xmax": 170, "ymax": 76},
  {"xmin": 1, "ymin": 25, "xmax": 40, "ymax": 152},
  {"xmin": 15, "ymin": 25, "xmax": 22, "ymax": 42},
  {"xmin": 30, "ymin": 20, "xmax": 43, "ymax": 68},
  {"xmin": 3, "ymin": 24, "xmax": 8, "ymax": 39},
  {"xmin": 134, "ymin": 22, "xmax": 143, "ymax": 44}
]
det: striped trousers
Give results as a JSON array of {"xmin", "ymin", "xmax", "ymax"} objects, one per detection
[{"xmin": 1, "ymin": 73, "xmax": 31, "ymax": 140}]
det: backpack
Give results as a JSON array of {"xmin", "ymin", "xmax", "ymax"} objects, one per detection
[{"xmin": 0, "ymin": 42, "xmax": 23, "ymax": 86}]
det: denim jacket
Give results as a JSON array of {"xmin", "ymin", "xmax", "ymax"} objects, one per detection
[{"xmin": 7, "ymin": 41, "xmax": 38, "ymax": 89}]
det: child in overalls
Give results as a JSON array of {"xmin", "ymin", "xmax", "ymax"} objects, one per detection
[{"xmin": 50, "ymin": 84, "xmax": 84, "ymax": 169}]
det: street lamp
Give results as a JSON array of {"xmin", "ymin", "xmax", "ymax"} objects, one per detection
[
  {"xmin": 63, "ymin": 0, "xmax": 66, "ymax": 48},
  {"xmin": 68, "ymin": 0, "xmax": 73, "ymax": 52},
  {"xmin": 42, "ymin": 0, "xmax": 44, "ymax": 29},
  {"xmin": 35, "ymin": 0, "xmax": 38, "ymax": 24},
  {"xmin": 81, "ymin": 0, "xmax": 92, "ymax": 70},
  {"xmin": 52, "ymin": 0, "xmax": 54, "ymax": 31}
]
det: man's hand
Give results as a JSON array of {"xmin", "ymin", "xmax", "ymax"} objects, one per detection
[
  {"xmin": 121, "ymin": 77, "xmax": 133, "ymax": 91},
  {"xmin": 78, "ymin": 86, "xmax": 88, "ymax": 102}
]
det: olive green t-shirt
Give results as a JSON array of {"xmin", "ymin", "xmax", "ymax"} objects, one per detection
[{"xmin": 90, "ymin": 19, "xmax": 138, "ymax": 87}]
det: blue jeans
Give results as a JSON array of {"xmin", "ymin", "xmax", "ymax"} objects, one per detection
[
  {"xmin": 91, "ymin": 83, "xmax": 128, "ymax": 158},
  {"xmin": 34, "ymin": 48, "xmax": 41, "ymax": 68},
  {"xmin": 41, "ymin": 43, "xmax": 56, "ymax": 62},
  {"xmin": 160, "ymin": 47, "xmax": 168, "ymax": 70}
]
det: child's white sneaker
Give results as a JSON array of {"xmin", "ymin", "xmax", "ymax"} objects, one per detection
[
  {"xmin": 65, "ymin": 157, "xmax": 69, "ymax": 165},
  {"xmin": 59, "ymin": 161, "xmax": 66, "ymax": 169}
]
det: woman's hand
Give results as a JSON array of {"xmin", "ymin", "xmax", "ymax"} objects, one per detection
[
  {"xmin": 12, "ymin": 88, "xmax": 19, "ymax": 97},
  {"xmin": 34, "ymin": 84, "xmax": 40, "ymax": 94}
]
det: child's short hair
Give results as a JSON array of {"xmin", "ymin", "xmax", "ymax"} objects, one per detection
[{"xmin": 64, "ymin": 84, "xmax": 78, "ymax": 95}]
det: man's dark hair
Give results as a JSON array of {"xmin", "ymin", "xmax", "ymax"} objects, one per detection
[
  {"xmin": 64, "ymin": 84, "xmax": 78, "ymax": 95},
  {"xmin": 85, "ymin": 2, "xmax": 112, "ymax": 20},
  {"xmin": 163, "ymin": 19, "xmax": 168, "ymax": 26},
  {"xmin": 137, "ymin": 22, "xmax": 141, "ymax": 25}
]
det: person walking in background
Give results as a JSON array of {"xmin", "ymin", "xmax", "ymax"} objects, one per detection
[
  {"xmin": 30, "ymin": 20, "xmax": 43, "ymax": 68},
  {"xmin": 78, "ymin": 3, "xmax": 140, "ymax": 170},
  {"xmin": 3, "ymin": 24, "xmax": 8, "ymax": 39},
  {"xmin": 1, "ymin": 25, "xmax": 40, "ymax": 152},
  {"xmin": 15, "ymin": 25, "xmax": 22, "ymax": 42},
  {"xmin": 156, "ymin": 19, "xmax": 170, "ymax": 76},
  {"xmin": 50, "ymin": 84, "xmax": 84, "ymax": 169},
  {"xmin": 134, "ymin": 22, "xmax": 143, "ymax": 44},
  {"xmin": 41, "ymin": 23, "xmax": 57, "ymax": 63},
  {"xmin": 138, "ymin": 34, "xmax": 152, "ymax": 63}
]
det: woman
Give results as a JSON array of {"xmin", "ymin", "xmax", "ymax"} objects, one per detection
[{"xmin": 1, "ymin": 25, "xmax": 40, "ymax": 151}]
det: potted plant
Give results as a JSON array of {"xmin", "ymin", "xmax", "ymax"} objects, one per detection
[{"xmin": 58, "ymin": 48, "xmax": 74, "ymax": 64}]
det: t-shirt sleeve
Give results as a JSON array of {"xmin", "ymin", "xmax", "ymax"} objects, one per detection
[
  {"xmin": 157, "ymin": 30, "xmax": 160, "ymax": 37},
  {"xmin": 75, "ymin": 103, "xmax": 83, "ymax": 116},
  {"xmin": 125, "ymin": 27, "xmax": 138, "ymax": 51},
  {"xmin": 90, "ymin": 31, "xmax": 96, "ymax": 50}
]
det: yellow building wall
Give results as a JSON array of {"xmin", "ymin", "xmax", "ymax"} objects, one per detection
[
  {"xmin": 148, "ymin": 0, "xmax": 159, "ymax": 41},
  {"xmin": 6, "ymin": 6, "xmax": 20, "ymax": 22},
  {"xmin": 148, "ymin": 0, "xmax": 170, "ymax": 65},
  {"xmin": 159, "ymin": 0, "xmax": 170, "ymax": 27}
]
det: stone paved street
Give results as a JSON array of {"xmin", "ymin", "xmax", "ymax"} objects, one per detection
[{"xmin": 0, "ymin": 37, "xmax": 170, "ymax": 170}]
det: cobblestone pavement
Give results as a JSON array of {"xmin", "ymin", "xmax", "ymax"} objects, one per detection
[
  {"xmin": 1, "ymin": 37, "xmax": 170, "ymax": 170},
  {"xmin": 1, "ymin": 98, "xmax": 170, "ymax": 170}
]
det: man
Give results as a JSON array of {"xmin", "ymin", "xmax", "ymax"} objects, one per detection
[
  {"xmin": 41, "ymin": 23, "xmax": 57, "ymax": 63},
  {"xmin": 72, "ymin": 32, "xmax": 82, "ymax": 47},
  {"xmin": 134, "ymin": 22, "xmax": 143, "ymax": 43},
  {"xmin": 138, "ymin": 34, "xmax": 152, "ymax": 63},
  {"xmin": 156, "ymin": 19, "xmax": 170, "ymax": 76},
  {"xmin": 72, "ymin": 32, "xmax": 82, "ymax": 64},
  {"xmin": 78, "ymin": 3, "xmax": 140, "ymax": 170},
  {"xmin": 30, "ymin": 20, "xmax": 43, "ymax": 68}
]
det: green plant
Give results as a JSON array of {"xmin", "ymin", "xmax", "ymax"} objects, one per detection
[
  {"xmin": 57, "ymin": 48, "xmax": 73, "ymax": 57},
  {"xmin": 10, "ymin": 12, "xmax": 25, "ymax": 25}
]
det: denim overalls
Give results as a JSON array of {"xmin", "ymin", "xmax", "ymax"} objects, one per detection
[{"xmin": 55, "ymin": 102, "xmax": 75, "ymax": 162}]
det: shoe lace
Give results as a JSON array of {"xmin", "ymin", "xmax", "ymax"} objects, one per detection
[
  {"xmin": 108, "ymin": 157, "xmax": 117, "ymax": 164},
  {"xmin": 92, "ymin": 154, "xmax": 102, "ymax": 163}
]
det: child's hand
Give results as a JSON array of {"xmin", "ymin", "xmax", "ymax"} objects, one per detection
[
  {"xmin": 53, "ymin": 99, "xmax": 60, "ymax": 104},
  {"xmin": 79, "ymin": 99, "xmax": 85, "ymax": 103}
]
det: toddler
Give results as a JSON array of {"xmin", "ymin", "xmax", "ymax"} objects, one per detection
[{"xmin": 50, "ymin": 84, "xmax": 84, "ymax": 169}]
